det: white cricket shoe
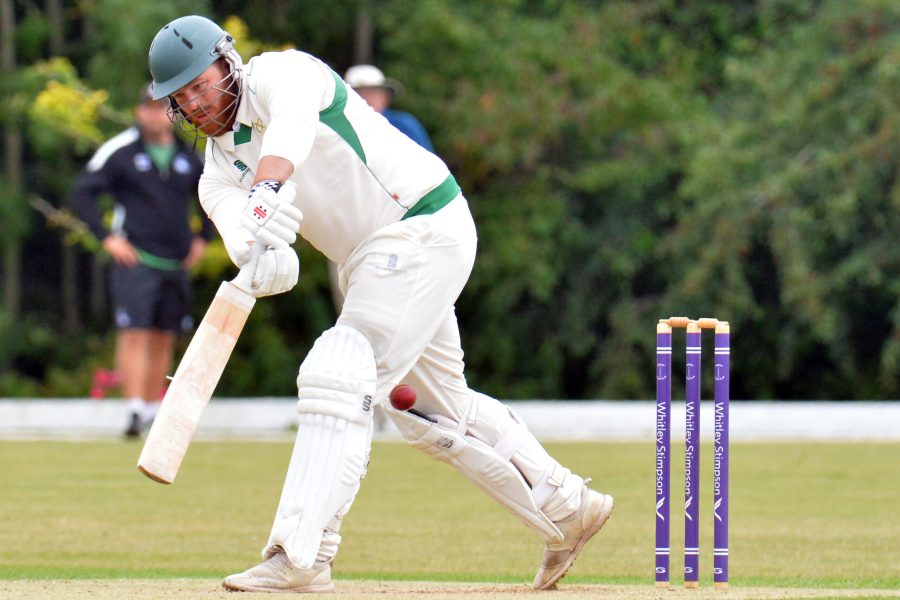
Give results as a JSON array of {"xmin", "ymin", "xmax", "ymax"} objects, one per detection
[
  {"xmin": 532, "ymin": 486, "xmax": 614, "ymax": 590},
  {"xmin": 222, "ymin": 550, "xmax": 334, "ymax": 593}
]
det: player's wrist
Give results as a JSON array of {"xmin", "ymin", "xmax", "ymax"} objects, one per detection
[{"xmin": 251, "ymin": 179, "xmax": 282, "ymax": 194}]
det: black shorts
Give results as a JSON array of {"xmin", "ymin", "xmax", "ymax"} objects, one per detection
[{"xmin": 111, "ymin": 263, "xmax": 193, "ymax": 333}]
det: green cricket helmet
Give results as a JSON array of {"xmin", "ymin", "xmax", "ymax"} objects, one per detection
[{"xmin": 148, "ymin": 15, "xmax": 242, "ymax": 99}]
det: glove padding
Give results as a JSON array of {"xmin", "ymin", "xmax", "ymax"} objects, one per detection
[
  {"xmin": 220, "ymin": 221, "xmax": 257, "ymax": 268},
  {"xmin": 234, "ymin": 246, "xmax": 300, "ymax": 298},
  {"xmin": 241, "ymin": 180, "xmax": 303, "ymax": 250}
]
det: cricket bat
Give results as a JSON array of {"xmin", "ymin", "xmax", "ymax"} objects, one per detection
[{"xmin": 137, "ymin": 280, "xmax": 255, "ymax": 484}]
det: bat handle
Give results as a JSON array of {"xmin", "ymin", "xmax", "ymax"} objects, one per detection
[
  {"xmin": 231, "ymin": 266, "xmax": 254, "ymax": 295},
  {"xmin": 230, "ymin": 242, "xmax": 264, "ymax": 295}
]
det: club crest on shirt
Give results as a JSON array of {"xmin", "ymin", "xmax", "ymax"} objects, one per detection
[
  {"xmin": 172, "ymin": 155, "xmax": 192, "ymax": 174},
  {"xmin": 133, "ymin": 153, "xmax": 152, "ymax": 172}
]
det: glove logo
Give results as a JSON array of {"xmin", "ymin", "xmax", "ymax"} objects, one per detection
[{"xmin": 253, "ymin": 205, "xmax": 268, "ymax": 220}]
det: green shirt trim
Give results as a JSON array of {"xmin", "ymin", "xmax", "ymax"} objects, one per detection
[
  {"xmin": 402, "ymin": 175, "xmax": 461, "ymax": 219},
  {"xmin": 315, "ymin": 69, "xmax": 458, "ymax": 219},
  {"xmin": 319, "ymin": 70, "xmax": 367, "ymax": 163},
  {"xmin": 234, "ymin": 123, "xmax": 253, "ymax": 145}
]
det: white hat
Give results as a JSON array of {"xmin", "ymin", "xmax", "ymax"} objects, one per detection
[{"xmin": 344, "ymin": 64, "xmax": 402, "ymax": 94}]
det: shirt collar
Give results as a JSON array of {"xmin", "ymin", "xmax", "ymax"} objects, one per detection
[{"xmin": 211, "ymin": 82, "xmax": 253, "ymax": 151}]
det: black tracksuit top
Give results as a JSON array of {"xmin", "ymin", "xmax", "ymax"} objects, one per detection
[{"xmin": 70, "ymin": 127, "xmax": 214, "ymax": 260}]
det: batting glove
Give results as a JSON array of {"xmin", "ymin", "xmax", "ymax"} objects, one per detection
[
  {"xmin": 241, "ymin": 246, "xmax": 300, "ymax": 298},
  {"xmin": 241, "ymin": 180, "xmax": 303, "ymax": 250},
  {"xmin": 219, "ymin": 221, "xmax": 258, "ymax": 268}
]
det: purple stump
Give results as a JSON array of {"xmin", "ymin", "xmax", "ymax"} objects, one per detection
[
  {"xmin": 655, "ymin": 322, "xmax": 672, "ymax": 587},
  {"xmin": 684, "ymin": 322, "xmax": 701, "ymax": 587},
  {"xmin": 713, "ymin": 322, "xmax": 730, "ymax": 589}
]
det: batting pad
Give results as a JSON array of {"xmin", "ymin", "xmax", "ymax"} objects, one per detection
[
  {"xmin": 389, "ymin": 404, "xmax": 564, "ymax": 543},
  {"xmin": 265, "ymin": 325, "xmax": 376, "ymax": 569}
]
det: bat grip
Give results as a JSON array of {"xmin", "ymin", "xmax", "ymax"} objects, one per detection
[{"xmin": 230, "ymin": 242, "xmax": 264, "ymax": 294}]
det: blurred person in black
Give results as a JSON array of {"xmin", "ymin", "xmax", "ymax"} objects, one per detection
[{"xmin": 71, "ymin": 84, "xmax": 214, "ymax": 437}]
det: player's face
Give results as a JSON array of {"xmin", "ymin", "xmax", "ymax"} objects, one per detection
[
  {"xmin": 136, "ymin": 98, "xmax": 173, "ymax": 139},
  {"xmin": 170, "ymin": 60, "xmax": 239, "ymax": 137},
  {"xmin": 355, "ymin": 87, "xmax": 392, "ymax": 113}
]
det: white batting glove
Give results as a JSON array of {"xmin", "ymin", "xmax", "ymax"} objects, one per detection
[
  {"xmin": 239, "ymin": 246, "xmax": 300, "ymax": 298},
  {"xmin": 241, "ymin": 180, "xmax": 303, "ymax": 250},
  {"xmin": 219, "ymin": 222, "xmax": 257, "ymax": 268}
]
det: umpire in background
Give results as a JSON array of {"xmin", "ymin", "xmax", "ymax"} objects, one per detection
[{"xmin": 71, "ymin": 84, "xmax": 214, "ymax": 437}]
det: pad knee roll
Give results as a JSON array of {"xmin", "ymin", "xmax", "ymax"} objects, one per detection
[{"xmin": 296, "ymin": 324, "xmax": 377, "ymax": 424}]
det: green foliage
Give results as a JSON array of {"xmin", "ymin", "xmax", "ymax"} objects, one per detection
[
  {"xmin": 80, "ymin": 0, "xmax": 211, "ymax": 108},
  {"xmin": 376, "ymin": 1, "xmax": 708, "ymax": 398},
  {"xmin": 666, "ymin": 0, "xmax": 900, "ymax": 398},
  {"xmin": 13, "ymin": 5, "xmax": 52, "ymax": 63},
  {"xmin": 25, "ymin": 59, "xmax": 114, "ymax": 155},
  {"xmin": 0, "ymin": 175, "xmax": 29, "ymax": 248},
  {"xmin": 213, "ymin": 0, "xmax": 359, "ymax": 68},
  {"xmin": 0, "ymin": 309, "xmax": 111, "ymax": 397},
  {"xmin": 7, "ymin": 0, "xmax": 900, "ymax": 400},
  {"xmin": 367, "ymin": 0, "xmax": 900, "ymax": 400},
  {"xmin": 220, "ymin": 15, "xmax": 294, "ymax": 58}
]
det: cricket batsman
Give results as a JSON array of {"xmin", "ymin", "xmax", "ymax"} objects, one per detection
[{"xmin": 147, "ymin": 15, "xmax": 614, "ymax": 593}]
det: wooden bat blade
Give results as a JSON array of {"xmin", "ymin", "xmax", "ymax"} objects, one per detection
[{"xmin": 137, "ymin": 281, "xmax": 255, "ymax": 484}]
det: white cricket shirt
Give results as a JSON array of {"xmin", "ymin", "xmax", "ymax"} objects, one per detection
[{"xmin": 198, "ymin": 50, "xmax": 459, "ymax": 264}]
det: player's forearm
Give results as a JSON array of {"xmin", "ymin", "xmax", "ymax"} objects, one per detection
[{"xmin": 254, "ymin": 156, "xmax": 295, "ymax": 185}]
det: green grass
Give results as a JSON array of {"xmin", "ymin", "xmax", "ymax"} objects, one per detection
[{"xmin": 0, "ymin": 440, "xmax": 898, "ymax": 590}]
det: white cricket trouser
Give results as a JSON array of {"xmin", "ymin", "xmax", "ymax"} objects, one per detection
[{"xmin": 337, "ymin": 194, "xmax": 583, "ymax": 523}]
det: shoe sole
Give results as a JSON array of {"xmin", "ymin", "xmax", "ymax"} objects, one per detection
[
  {"xmin": 222, "ymin": 580, "xmax": 335, "ymax": 593},
  {"xmin": 536, "ymin": 493, "xmax": 614, "ymax": 590}
]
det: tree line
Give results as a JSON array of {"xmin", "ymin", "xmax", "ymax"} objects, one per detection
[{"xmin": 1, "ymin": 0, "xmax": 898, "ymax": 401}]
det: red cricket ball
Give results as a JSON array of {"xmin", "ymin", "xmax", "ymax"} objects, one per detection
[{"xmin": 389, "ymin": 384, "xmax": 417, "ymax": 411}]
